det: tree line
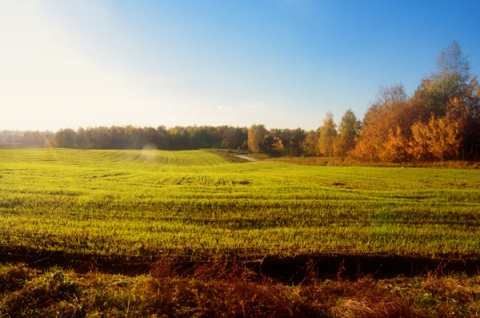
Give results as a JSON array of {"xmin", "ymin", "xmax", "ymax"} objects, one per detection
[
  {"xmin": 2, "ymin": 42, "xmax": 479, "ymax": 161},
  {"xmin": 0, "ymin": 130, "xmax": 54, "ymax": 148},
  {"xmin": 49, "ymin": 125, "xmax": 315, "ymax": 157},
  {"xmin": 251, "ymin": 41, "xmax": 480, "ymax": 162},
  {"xmin": 2, "ymin": 123, "xmax": 343, "ymax": 157},
  {"xmin": 51, "ymin": 125, "xmax": 249, "ymax": 151}
]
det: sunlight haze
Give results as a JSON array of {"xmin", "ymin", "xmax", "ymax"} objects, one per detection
[{"xmin": 1, "ymin": 0, "xmax": 479, "ymax": 131}]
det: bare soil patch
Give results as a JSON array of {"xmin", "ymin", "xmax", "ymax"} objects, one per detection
[{"xmin": 1, "ymin": 246, "xmax": 478, "ymax": 282}]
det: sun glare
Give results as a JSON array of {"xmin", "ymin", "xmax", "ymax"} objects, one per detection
[{"xmin": 0, "ymin": 2, "xmax": 150, "ymax": 131}]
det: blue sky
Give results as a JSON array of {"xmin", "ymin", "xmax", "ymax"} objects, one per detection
[{"xmin": 1, "ymin": 0, "xmax": 479, "ymax": 131}]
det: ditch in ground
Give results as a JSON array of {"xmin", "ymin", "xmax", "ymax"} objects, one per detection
[{"xmin": 1, "ymin": 246, "xmax": 479, "ymax": 283}]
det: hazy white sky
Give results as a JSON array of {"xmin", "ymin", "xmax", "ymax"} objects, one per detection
[{"xmin": 1, "ymin": 0, "xmax": 479, "ymax": 131}]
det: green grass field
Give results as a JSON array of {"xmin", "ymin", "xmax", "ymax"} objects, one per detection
[
  {"xmin": 1, "ymin": 149, "xmax": 480, "ymax": 317},
  {"xmin": 1, "ymin": 148, "xmax": 479, "ymax": 260}
]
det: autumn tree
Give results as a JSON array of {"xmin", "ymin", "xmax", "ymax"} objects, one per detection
[
  {"xmin": 23, "ymin": 131, "xmax": 53, "ymax": 147},
  {"xmin": 316, "ymin": 112, "xmax": 337, "ymax": 157},
  {"xmin": 247, "ymin": 124, "xmax": 268, "ymax": 153},
  {"xmin": 350, "ymin": 42, "xmax": 480, "ymax": 162},
  {"xmin": 409, "ymin": 116, "xmax": 461, "ymax": 161},
  {"xmin": 350, "ymin": 84, "xmax": 409, "ymax": 161},
  {"xmin": 411, "ymin": 42, "xmax": 480, "ymax": 159},
  {"xmin": 380, "ymin": 127, "xmax": 409, "ymax": 162}
]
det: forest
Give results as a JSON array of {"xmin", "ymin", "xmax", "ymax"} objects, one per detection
[{"xmin": 2, "ymin": 42, "xmax": 479, "ymax": 162}]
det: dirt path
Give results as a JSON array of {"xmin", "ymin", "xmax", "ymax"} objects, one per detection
[{"xmin": 235, "ymin": 155, "xmax": 259, "ymax": 162}]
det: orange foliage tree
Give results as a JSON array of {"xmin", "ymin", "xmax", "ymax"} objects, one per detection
[
  {"xmin": 351, "ymin": 42, "xmax": 480, "ymax": 162},
  {"xmin": 349, "ymin": 85, "xmax": 410, "ymax": 161},
  {"xmin": 409, "ymin": 116, "xmax": 461, "ymax": 161}
]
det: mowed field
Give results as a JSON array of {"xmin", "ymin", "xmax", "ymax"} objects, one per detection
[{"xmin": 1, "ymin": 148, "xmax": 479, "ymax": 263}]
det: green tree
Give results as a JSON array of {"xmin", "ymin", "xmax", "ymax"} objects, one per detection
[
  {"xmin": 335, "ymin": 109, "xmax": 359, "ymax": 156},
  {"xmin": 168, "ymin": 126, "xmax": 190, "ymax": 150},
  {"xmin": 414, "ymin": 42, "xmax": 470, "ymax": 117},
  {"xmin": 53, "ymin": 128, "xmax": 77, "ymax": 148},
  {"xmin": 221, "ymin": 126, "xmax": 247, "ymax": 150},
  {"xmin": 155, "ymin": 126, "xmax": 170, "ymax": 149},
  {"xmin": 110, "ymin": 126, "xmax": 126, "ymax": 149},
  {"xmin": 302, "ymin": 130, "xmax": 320, "ymax": 156},
  {"xmin": 463, "ymin": 77, "xmax": 480, "ymax": 158},
  {"xmin": 280, "ymin": 128, "xmax": 306, "ymax": 157}
]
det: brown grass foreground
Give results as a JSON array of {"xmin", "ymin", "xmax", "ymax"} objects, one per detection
[{"xmin": 1, "ymin": 260, "xmax": 479, "ymax": 317}]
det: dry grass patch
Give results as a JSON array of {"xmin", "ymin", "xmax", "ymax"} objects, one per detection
[{"xmin": 1, "ymin": 261, "xmax": 480, "ymax": 317}]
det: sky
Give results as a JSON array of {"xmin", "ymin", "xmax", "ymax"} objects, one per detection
[{"xmin": 1, "ymin": 0, "xmax": 479, "ymax": 132}]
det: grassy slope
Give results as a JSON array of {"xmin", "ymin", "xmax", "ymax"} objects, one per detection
[{"xmin": 0, "ymin": 148, "xmax": 479, "ymax": 260}]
